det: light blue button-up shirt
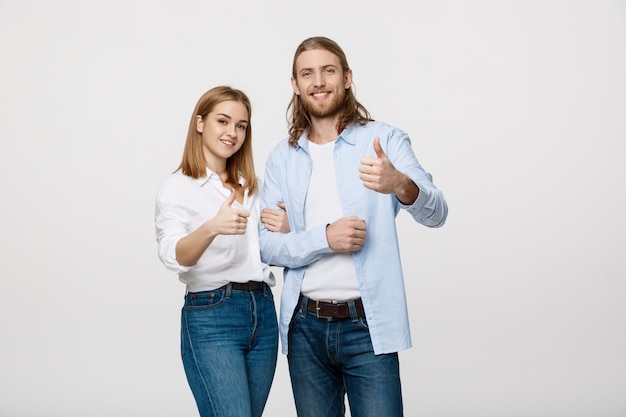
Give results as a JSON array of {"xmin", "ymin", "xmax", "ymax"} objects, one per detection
[{"xmin": 260, "ymin": 121, "xmax": 447, "ymax": 355}]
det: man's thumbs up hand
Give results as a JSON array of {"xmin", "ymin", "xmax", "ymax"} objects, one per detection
[{"xmin": 359, "ymin": 137, "xmax": 400, "ymax": 194}]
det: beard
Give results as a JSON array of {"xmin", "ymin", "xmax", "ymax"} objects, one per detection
[{"xmin": 300, "ymin": 88, "xmax": 345, "ymax": 119}]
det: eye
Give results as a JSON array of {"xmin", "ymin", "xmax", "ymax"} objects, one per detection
[
  {"xmin": 301, "ymin": 70, "xmax": 311, "ymax": 78},
  {"xmin": 324, "ymin": 68, "xmax": 335, "ymax": 74},
  {"xmin": 218, "ymin": 119, "xmax": 227, "ymax": 125},
  {"xmin": 237, "ymin": 124, "xmax": 247, "ymax": 131}
]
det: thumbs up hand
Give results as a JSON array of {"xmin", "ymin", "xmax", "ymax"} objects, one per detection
[
  {"xmin": 212, "ymin": 189, "xmax": 250, "ymax": 235},
  {"xmin": 359, "ymin": 137, "xmax": 402, "ymax": 194}
]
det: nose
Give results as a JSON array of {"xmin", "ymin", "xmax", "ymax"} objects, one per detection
[
  {"xmin": 313, "ymin": 72, "xmax": 325, "ymax": 87},
  {"xmin": 226, "ymin": 123, "xmax": 237, "ymax": 137}
]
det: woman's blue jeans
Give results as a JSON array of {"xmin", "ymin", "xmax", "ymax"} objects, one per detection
[
  {"xmin": 287, "ymin": 296, "xmax": 404, "ymax": 417},
  {"xmin": 181, "ymin": 283, "xmax": 278, "ymax": 417}
]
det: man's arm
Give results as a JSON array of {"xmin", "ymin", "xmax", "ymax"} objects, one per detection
[
  {"xmin": 360, "ymin": 133, "xmax": 448, "ymax": 228},
  {"xmin": 259, "ymin": 145, "xmax": 333, "ymax": 268},
  {"xmin": 359, "ymin": 136, "xmax": 419, "ymax": 205}
]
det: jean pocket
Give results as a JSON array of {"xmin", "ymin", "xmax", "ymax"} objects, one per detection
[{"xmin": 184, "ymin": 290, "xmax": 225, "ymax": 310}]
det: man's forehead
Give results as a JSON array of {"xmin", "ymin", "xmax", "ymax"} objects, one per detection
[{"xmin": 296, "ymin": 49, "xmax": 340, "ymax": 69}]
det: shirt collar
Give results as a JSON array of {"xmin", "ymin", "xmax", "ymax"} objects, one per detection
[
  {"xmin": 296, "ymin": 123, "xmax": 357, "ymax": 150},
  {"xmin": 193, "ymin": 167, "xmax": 244, "ymax": 187},
  {"xmin": 297, "ymin": 130, "xmax": 311, "ymax": 151},
  {"xmin": 338, "ymin": 123, "xmax": 357, "ymax": 145}
]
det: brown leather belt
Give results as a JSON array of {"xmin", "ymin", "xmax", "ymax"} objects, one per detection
[
  {"xmin": 305, "ymin": 297, "xmax": 366, "ymax": 319},
  {"xmin": 222, "ymin": 281, "xmax": 265, "ymax": 291}
]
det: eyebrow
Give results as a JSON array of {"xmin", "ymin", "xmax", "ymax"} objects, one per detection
[
  {"xmin": 215, "ymin": 113, "xmax": 248, "ymax": 124},
  {"xmin": 299, "ymin": 64, "xmax": 338, "ymax": 73}
]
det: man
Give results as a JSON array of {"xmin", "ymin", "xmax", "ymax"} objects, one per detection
[{"xmin": 259, "ymin": 36, "xmax": 448, "ymax": 417}]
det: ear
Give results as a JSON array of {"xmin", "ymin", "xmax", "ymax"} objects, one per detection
[
  {"xmin": 291, "ymin": 77, "xmax": 300, "ymax": 96},
  {"xmin": 344, "ymin": 69, "xmax": 353, "ymax": 89},
  {"xmin": 196, "ymin": 115, "xmax": 203, "ymax": 133}
]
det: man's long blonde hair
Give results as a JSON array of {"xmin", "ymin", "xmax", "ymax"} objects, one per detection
[{"xmin": 287, "ymin": 36, "xmax": 372, "ymax": 147}]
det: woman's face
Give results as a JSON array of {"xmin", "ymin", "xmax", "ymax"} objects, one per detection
[{"xmin": 196, "ymin": 100, "xmax": 249, "ymax": 169}]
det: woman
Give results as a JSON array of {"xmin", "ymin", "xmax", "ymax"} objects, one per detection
[{"xmin": 155, "ymin": 86, "xmax": 287, "ymax": 417}]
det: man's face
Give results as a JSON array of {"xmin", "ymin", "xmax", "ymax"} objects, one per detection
[{"xmin": 291, "ymin": 49, "xmax": 352, "ymax": 119}]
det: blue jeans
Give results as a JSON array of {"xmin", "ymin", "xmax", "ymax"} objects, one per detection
[
  {"xmin": 181, "ymin": 282, "xmax": 278, "ymax": 417},
  {"xmin": 287, "ymin": 296, "xmax": 403, "ymax": 417}
]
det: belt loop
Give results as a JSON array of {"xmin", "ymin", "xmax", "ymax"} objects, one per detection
[
  {"xmin": 299, "ymin": 295, "xmax": 308, "ymax": 317},
  {"xmin": 347, "ymin": 300, "xmax": 359, "ymax": 322},
  {"xmin": 225, "ymin": 283, "xmax": 232, "ymax": 299}
]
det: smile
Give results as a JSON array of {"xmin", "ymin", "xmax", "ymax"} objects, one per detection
[{"xmin": 312, "ymin": 92, "xmax": 329, "ymax": 99}]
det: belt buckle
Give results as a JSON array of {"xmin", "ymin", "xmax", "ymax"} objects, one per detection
[{"xmin": 315, "ymin": 299, "xmax": 333, "ymax": 319}]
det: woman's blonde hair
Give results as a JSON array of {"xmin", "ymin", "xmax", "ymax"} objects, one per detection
[{"xmin": 177, "ymin": 86, "xmax": 257, "ymax": 195}]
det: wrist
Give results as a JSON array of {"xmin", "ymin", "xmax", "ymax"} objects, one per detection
[{"xmin": 395, "ymin": 175, "xmax": 419, "ymax": 205}]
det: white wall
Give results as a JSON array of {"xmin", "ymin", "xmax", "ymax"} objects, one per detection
[{"xmin": 1, "ymin": 1, "xmax": 625, "ymax": 416}]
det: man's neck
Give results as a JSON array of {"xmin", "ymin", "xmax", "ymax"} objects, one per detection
[{"xmin": 308, "ymin": 116, "xmax": 339, "ymax": 144}]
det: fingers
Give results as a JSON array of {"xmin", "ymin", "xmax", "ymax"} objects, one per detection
[
  {"xmin": 358, "ymin": 137, "xmax": 399, "ymax": 194},
  {"xmin": 231, "ymin": 213, "xmax": 248, "ymax": 234},
  {"xmin": 225, "ymin": 188, "xmax": 237, "ymax": 206},
  {"xmin": 326, "ymin": 216, "xmax": 367, "ymax": 252},
  {"xmin": 260, "ymin": 210, "xmax": 275, "ymax": 229},
  {"xmin": 343, "ymin": 216, "xmax": 367, "ymax": 231},
  {"xmin": 226, "ymin": 189, "xmax": 249, "ymax": 218},
  {"xmin": 261, "ymin": 206, "xmax": 290, "ymax": 233},
  {"xmin": 373, "ymin": 136, "xmax": 386, "ymax": 158},
  {"xmin": 228, "ymin": 210, "xmax": 249, "ymax": 234},
  {"xmin": 213, "ymin": 190, "xmax": 250, "ymax": 235},
  {"xmin": 360, "ymin": 137, "xmax": 385, "ymax": 169}
]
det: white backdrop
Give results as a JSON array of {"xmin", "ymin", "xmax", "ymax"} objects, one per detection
[{"xmin": 1, "ymin": 1, "xmax": 625, "ymax": 416}]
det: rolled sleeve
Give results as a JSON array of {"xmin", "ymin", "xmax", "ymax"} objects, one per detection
[
  {"xmin": 386, "ymin": 128, "xmax": 448, "ymax": 228},
  {"xmin": 155, "ymin": 192, "xmax": 191, "ymax": 274},
  {"xmin": 404, "ymin": 176, "xmax": 448, "ymax": 228}
]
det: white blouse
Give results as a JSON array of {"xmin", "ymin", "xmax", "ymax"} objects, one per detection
[{"xmin": 155, "ymin": 168, "xmax": 274, "ymax": 293}]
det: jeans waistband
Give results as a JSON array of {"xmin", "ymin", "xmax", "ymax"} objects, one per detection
[
  {"xmin": 299, "ymin": 295, "xmax": 366, "ymax": 319},
  {"xmin": 220, "ymin": 281, "xmax": 266, "ymax": 292}
]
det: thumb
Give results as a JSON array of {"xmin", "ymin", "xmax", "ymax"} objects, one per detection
[
  {"xmin": 373, "ymin": 137, "xmax": 386, "ymax": 158},
  {"xmin": 224, "ymin": 188, "xmax": 237, "ymax": 206},
  {"xmin": 277, "ymin": 201, "xmax": 286, "ymax": 211}
]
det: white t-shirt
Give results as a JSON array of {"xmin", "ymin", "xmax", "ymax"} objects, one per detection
[
  {"xmin": 155, "ymin": 168, "xmax": 274, "ymax": 293},
  {"xmin": 300, "ymin": 140, "xmax": 360, "ymax": 301}
]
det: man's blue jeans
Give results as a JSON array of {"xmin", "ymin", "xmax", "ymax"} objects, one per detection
[
  {"xmin": 287, "ymin": 296, "xmax": 403, "ymax": 417},
  {"xmin": 181, "ymin": 283, "xmax": 278, "ymax": 417}
]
